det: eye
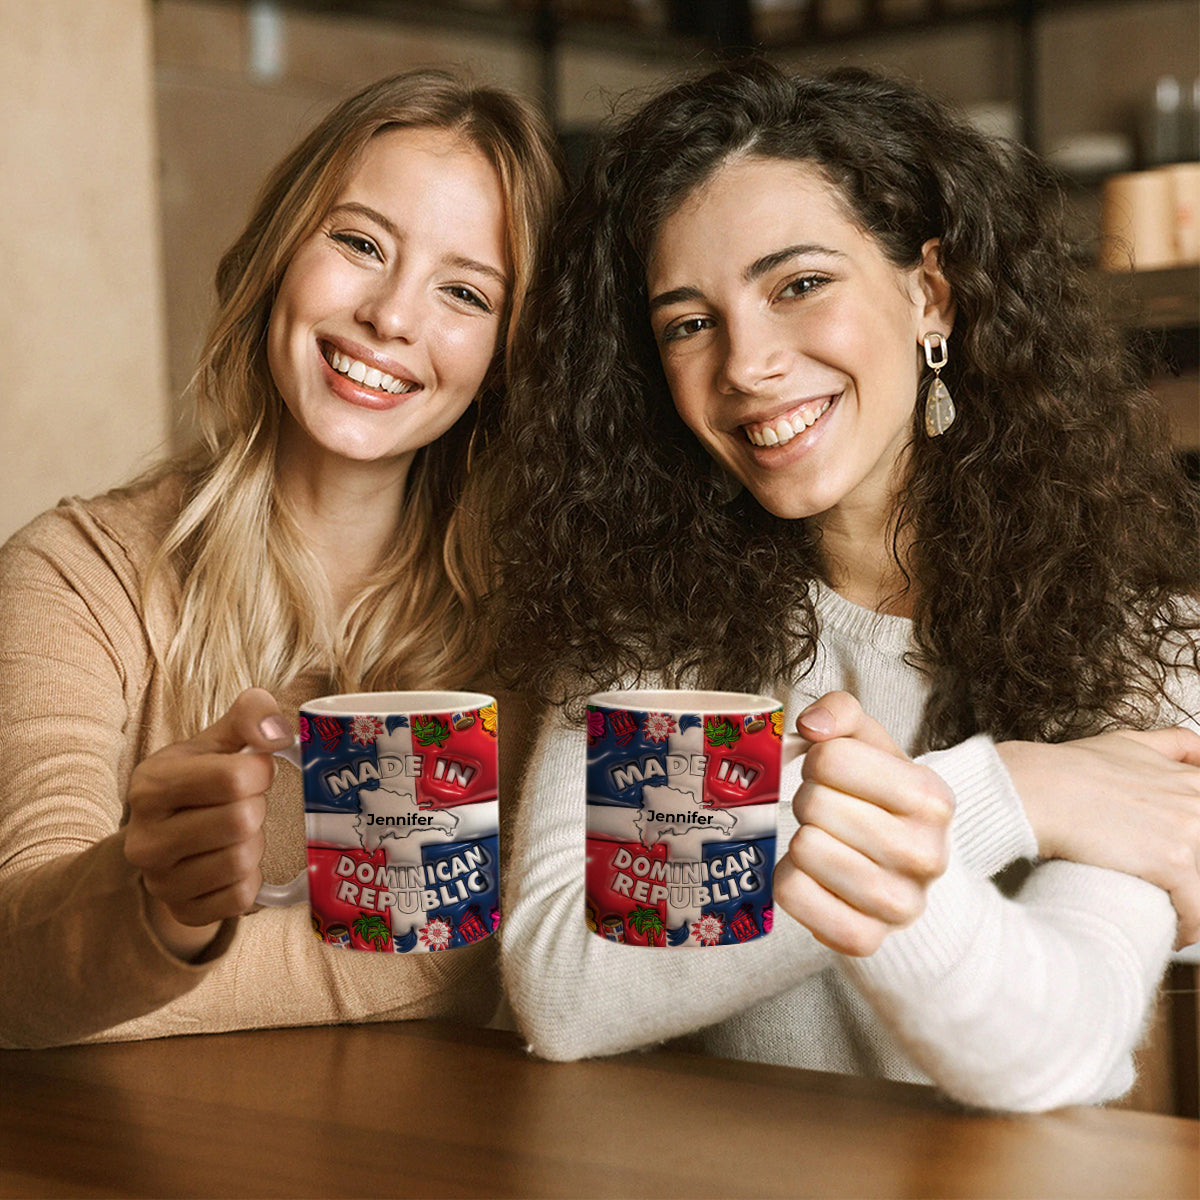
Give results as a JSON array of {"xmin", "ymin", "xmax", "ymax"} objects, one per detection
[
  {"xmin": 330, "ymin": 231, "xmax": 381, "ymax": 260},
  {"xmin": 777, "ymin": 274, "xmax": 828, "ymax": 301},
  {"xmin": 442, "ymin": 284, "xmax": 493, "ymax": 314},
  {"xmin": 661, "ymin": 315, "xmax": 715, "ymax": 344}
]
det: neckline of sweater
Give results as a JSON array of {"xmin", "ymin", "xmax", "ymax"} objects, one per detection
[{"xmin": 813, "ymin": 580, "xmax": 913, "ymax": 654}]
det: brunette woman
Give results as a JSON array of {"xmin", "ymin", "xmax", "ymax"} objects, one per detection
[
  {"xmin": 0, "ymin": 69, "xmax": 562, "ymax": 1047},
  {"xmin": 491, "ymin": 61, "xmax": 1199, "ymax": 1111}
]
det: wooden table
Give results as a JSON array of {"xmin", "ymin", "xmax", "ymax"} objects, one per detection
[{"xmin": 1, "ymin": 1021, "xmax": 1196, "ymax": 1199}]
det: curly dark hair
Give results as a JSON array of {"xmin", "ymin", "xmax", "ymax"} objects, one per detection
[{"xmin": 487, "ymin": 59, "xmax": 1199, "ymax": 748}]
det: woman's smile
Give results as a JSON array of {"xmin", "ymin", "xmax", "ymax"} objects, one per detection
[
  {"xmin": 317, "ymin": 337, "xmax": 421, "ymax": 410},
  {"xmin": 740, "ymin": 393, "xmax": 838, "ymax": 448},
  {"xmin": 267, "ymin": 124, "xmax": 509, "ymax": 473}
]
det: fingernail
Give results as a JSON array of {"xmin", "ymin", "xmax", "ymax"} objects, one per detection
[
  {"xmin": 259, "ymin": 715, "xmax": 291, "ymax": 744},
  {"xmin": 798, "ymin": 705, "xmax": 835, "ymax": 736}
]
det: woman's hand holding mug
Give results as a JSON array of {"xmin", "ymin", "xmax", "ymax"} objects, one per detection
[
  {"xmin": 124, "ymin": 687, "xmax": 292, "ymax": 960},
  {"xmin": 773, "ymin": 692, "xmax": 955, "ymax": 957}
]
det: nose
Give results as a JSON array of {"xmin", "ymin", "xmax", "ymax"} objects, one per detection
[
  {"xmin": 717, "ymin": 311, "xmax": 787, "ymax": 395},
  {"xmin": 355, "ymin": 272, "xmax": 425, "ymax": 344}
]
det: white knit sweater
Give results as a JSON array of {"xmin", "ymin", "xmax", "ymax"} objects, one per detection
[{"xmin": 500, "ymin": 582, "xmax": 1192, "ymax": 1112}]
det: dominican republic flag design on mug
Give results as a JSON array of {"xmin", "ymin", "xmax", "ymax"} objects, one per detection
[
  {"xmin": 584, "ymin": 693, "xmax": 782, "ymax": 948},
  {"xmin": 299, "ymin": 702, "xmax": 499, "ymax": 952}
]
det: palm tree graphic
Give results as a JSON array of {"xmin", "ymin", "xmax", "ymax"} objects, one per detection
[
  {"xmin": 627, "ymin": 905, "xmax": 665, "ymax": 947},
  {"xmin": 352, "ymin": 913, "xmax": 392, "ymax": 951}
]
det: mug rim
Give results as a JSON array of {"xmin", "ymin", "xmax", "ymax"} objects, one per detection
[
  {"xmin": 301, "ymin": 690, "xmax": 494, "ymax": 715},
  {"xmin": 587, "ymin": 689, "xmax": 780, "ymax": 713}
]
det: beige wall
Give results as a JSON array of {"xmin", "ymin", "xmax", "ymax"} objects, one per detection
[{"xmin": 0, "ymin": 0, "xmax": 169, "ymax": 541}]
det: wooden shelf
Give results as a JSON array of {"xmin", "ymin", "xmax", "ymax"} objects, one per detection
[
  {"xmin": 225, "ymin": 0, "xmax": 1191, "ymax": 55},
  {"xmin": 1101, "ymin": 265, "xmax": 1200, "ymax": 332}
]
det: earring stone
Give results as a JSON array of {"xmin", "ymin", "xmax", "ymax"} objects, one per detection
[{"xmin": 922, "ymin": 332, "xmax": 956, "ymax": 437}]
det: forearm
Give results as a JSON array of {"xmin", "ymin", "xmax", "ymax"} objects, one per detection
[
  {"xmin": 0, "ymin": 833, "xmax": 234, "ymax": 1048},
  {"xmin": 843, "ymin": 853, "xmax": 1174, "ymax": 1111},
  {"xmin": 1, "ymin": 836, "xmax": 500, "ymax": 1048},
  {"xmin": 86, "ymin": 904, "xmax": 499, "ymax": 1044}
]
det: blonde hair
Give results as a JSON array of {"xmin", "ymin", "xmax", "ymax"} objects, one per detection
[{"xmin": 147, "ymin": 69, "xmax": 563, "ymax": 733}]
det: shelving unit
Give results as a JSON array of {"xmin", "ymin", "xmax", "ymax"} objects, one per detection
[
  {"xmin": 210, "ymin": 0, "xmax": 1195, "ymax": 147},
  {"xmin": 1108, "ymin": 263, "xmax": 1200, "ymax": 331},
  {"xmin": 1107, "ymin": 266, "xmax": 1200, "ymax": 459}
]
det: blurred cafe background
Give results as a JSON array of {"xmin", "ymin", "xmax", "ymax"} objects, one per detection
[{"xmin": 1, "ymin": 0, "xmax": 1197, "ymax": 1114}]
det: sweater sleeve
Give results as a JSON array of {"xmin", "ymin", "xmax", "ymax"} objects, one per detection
[
  {"xmin": 840, "ymin": 684, "xmax": 1198, "ymax": 1113},
  {"xmin": 841, "ymin": 852, "xmax": 1174, "ymax": 1111},
  {"xmin": 777, "ymin": 718, "xmax": 1177, "ymax": 1111},
  {"xmin": 0, "ymin": 502, "xmax": 232, "ymax": 1046},
  {"xmin": 500, "ymin": 705, "xmax": 835, "ymax": 1061}
]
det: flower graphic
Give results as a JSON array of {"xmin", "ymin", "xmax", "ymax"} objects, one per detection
[
  {"xmin": 641, "ymin": 712, "xmax": 676, "ymax": 743},
  {"xmin": 419, "ymin": 917, "xmax": 454, "ymax": 951},
  {"xmin": 691, "ymin": 912, "xmax": 725, "ymax": 947},
  {"xmin": 480, "ymin": 702, "xmax": 498, "ymax": 737},
  {"xmin": 770, "ymin": 710, "xmax": 785, "ymax": 738},
  {"xmin": 762, "ymin": 905, "xmax": 774, "ymax": 935},
  {"xmin": 586, "ymin": 709, "xmax": 606, "ymax": 745},
  {"xmin": 298, "ymin": 714, "xmax": 311, "ymax": 743},
  {"xmin": 349, "ymin": 715, "xmax": 384, "ymax": 747}
]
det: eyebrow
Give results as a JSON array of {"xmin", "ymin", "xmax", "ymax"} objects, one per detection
[
  {"xmin": 328, "ymin": 202, "xmax": 510, "ymax": 290},
  {"xmin": 649, "ymin": 243, "xmax": 845, "ymax": 313},
  {"xmin": 743, "ymin": 243, "xmax": 844, "ymax": 282},
  {"xmin": 648, "ymin": 285, "xmax": 704, "ymax": 313}
]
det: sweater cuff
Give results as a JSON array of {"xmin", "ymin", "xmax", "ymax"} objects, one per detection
[
  {"xmin": 921, "ymin": 735, "xmax": 1037, "ymax": 877},
  {"xmin": 848, "ymin": 849, "xmax": 991, "ymax": 990}
]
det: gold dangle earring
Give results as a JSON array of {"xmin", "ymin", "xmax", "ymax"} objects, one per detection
[{"xmin": 922, "ymin": 332, "xmax": 955, "ymax": 437}]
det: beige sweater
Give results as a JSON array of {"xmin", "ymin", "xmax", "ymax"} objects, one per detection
[{"xmin": 0, "ymin": 476, "xmax": 498, "ymax": 1048}]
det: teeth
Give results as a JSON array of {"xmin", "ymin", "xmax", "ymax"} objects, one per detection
[
  {"xmin": 744, "ymin": 398, "xmax": 832, "ymax": 447},
  {"xmin": 327, "ymin": 348, "xmax": 415, "ymax": 395}
]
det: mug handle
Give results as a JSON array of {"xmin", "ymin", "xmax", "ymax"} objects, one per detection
[
  {"xmin": 782, "ymin": 731, "xmax": 807, "ymax": 765},
  {"xmin": 248, "ymin": 741, "xmax": 309, "ymax": 907}
]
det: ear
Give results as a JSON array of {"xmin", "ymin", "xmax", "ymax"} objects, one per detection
[{"xmin": 915, "ymin": 238, "xmax": 955, "ymax": 337}]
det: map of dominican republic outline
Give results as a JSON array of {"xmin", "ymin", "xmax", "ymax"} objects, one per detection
[
  {"xmin": 635, "ymin": 782, "xmax": 737, "ymax": 849},
  {"xmin": 354, "ymin": 779, "xmax": 458, "ymax": 854}
]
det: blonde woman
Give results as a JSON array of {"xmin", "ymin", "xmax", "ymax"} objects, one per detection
[{"xmin": 0, "ymin": 70, "xmax": 562, "ymax": 1048}]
